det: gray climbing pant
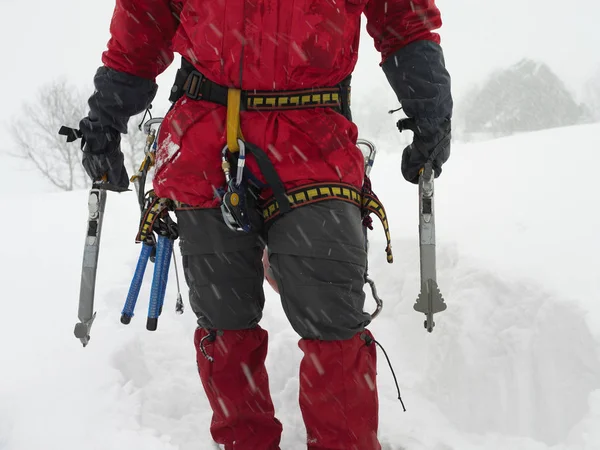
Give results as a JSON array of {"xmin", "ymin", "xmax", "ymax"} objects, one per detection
[{"xmin": 175, "ymin": 200, "xmax": 371, "ymax": 340}]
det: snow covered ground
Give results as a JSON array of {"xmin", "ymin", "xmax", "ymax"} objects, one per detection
[{"xmin": 1, "ymin": 123, "xmax": 599, "ymax": 450}]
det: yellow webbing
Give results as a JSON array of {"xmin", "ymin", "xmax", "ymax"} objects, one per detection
[
  {"xmin": 226, "ymin": 88, "xmax": 244, "ymax": 153},
  {"xmin": 260, "ymin": 182, "xmax": 394, "ymax": 263},
  {"xmin": 135, "ymin": 192, "xmax": 173, "ymax": 243},
  {"xmin": 130, "ymin": 154, "xmax": 155, "ymax": 183}
]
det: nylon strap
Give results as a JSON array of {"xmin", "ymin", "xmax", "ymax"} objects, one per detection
[
  {"xmin": 245, "ymin": 89, "xmax": 343, "ymax": 110},
  {"xmin": 227, "ymin": 88, "xmax": 244, "ymax": 152},
  {"xmin": 136, "ymin": 192, "xmax": 173, "ymax": 244},
  {"xmin": 260, "ymin": 182, "xmax": 393, "ymax": 263},
  {"xmin": 225, "ymin": 87, "xmax": 289, "ymax": 212},
  {"xmin": 130, "ymin": 154, "xmax": 155, "ymax": 183},
  {"xmin": 244, "ymin": 141, "xmax": 292, "ymax": 214}
]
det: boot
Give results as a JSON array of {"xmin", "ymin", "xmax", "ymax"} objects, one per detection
[
  {"xmin": 298, "ymin": 330, "xmax": 381, "ymax": 450},
  {"xmin": 194, "ymin": 327, "xmax": 282, "ymax": 449}
]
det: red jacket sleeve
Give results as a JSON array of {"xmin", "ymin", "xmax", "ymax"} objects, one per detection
[
  {"xmin": 102, "ymin": 0, "xmax": 180, "ymax": 80},
  {"xmin": 364, "ymin": 0, "xmax": 443, "ymax": 63}
]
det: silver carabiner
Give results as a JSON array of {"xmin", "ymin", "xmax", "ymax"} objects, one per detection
[
  {"xmin": 221, "ymin": 139, "xmax": 246, "ymax": 187},
  {"xmin": 357, "ymin": 138, "xmax": 377, "ymax": 177},
  {"xmin": 142, "ymin": 117, "xmax": 165, "ymax": 136}
]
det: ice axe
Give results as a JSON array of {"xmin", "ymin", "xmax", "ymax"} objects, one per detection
[
  {"xmin": 413, "ymin": 162, "xmax": 446, "ymax": 332},
  {"xmin": 73, "ymin": 184, "xmax": 107, "ymax": 346},
  {"xmin": 74, "ymin": 176, "xmax": 131, "ymax": 346},
  {"xmin": 59, "ymin": 125, "xmax": 118, "ymax": 346}
]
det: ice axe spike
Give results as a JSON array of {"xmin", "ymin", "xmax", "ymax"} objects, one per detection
[{"xmin": 413, "ymin": 163, "xmax": 446, "ymax": 332}]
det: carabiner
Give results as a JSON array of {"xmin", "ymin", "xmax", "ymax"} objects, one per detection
[{"xmin": 221, "ymin": 139, "xmax": 246, "ymax": 186}]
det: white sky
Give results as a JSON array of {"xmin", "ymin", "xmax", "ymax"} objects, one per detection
[{"xmin": 0, "ymin": 0, "xmax": 598, "ymax": 142}]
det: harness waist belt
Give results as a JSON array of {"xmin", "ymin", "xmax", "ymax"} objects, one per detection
[{"xmin": 182, "ymin": 70, "xmax": 351, "ymax": 114}]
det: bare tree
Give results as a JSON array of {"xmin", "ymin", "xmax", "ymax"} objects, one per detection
[
  {"xmin": 10, "ymin": 79, "xmax": 153, "ymax": 191},
  {"xmin": 11, "ymin": 79, "xmax": 89, "ymax": 190}
]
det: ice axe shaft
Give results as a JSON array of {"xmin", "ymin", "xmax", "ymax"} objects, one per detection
[
  {"xmin": 74, "ymin": 186, "xmax": 107, "ymax": 346},
  {"xmin": 413, "ymin": 163, "xmax": 446, "ymax": 332}
]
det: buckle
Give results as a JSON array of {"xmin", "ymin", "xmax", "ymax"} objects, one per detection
[{"xmin": 184, "ymin": 71, "xmax": 204, "ymax": 100}]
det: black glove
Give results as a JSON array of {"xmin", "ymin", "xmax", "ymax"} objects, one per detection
[
  {"xmin": 79, "ymin": 120, "xmax": 130, "ymax": 191},
  {"xmin": 77, "ymin": 66, "xmax": 158, "ymax": 191},
  {"xmin": 382, "ymin": 40, "xmax": 453, "ymax": 184},
  {"xmin": 81, "ymin": 146, "xmax": 129, "ymax": 191},
  {"xmin": 398, "ymin": 117, "xmax": 451, "ymax": 184}
]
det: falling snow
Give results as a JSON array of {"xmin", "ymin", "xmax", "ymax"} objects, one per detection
[
  {"xmin": 1, "ymin": 124, "xmax": 599, "ymax": 449},
  {"xmin": 1, "ymin": 0, "xmax": 600, "ymax": 449}
]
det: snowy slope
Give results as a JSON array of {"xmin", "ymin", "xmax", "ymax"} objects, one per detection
[{"xmin": 1, "ymin": 124, "xmax": 600, "ymax": 450}]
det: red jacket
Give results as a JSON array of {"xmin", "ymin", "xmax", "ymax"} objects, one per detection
[{"xmin": 103, "ymin": 0, "xmax": 443, "ymax": 206}]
